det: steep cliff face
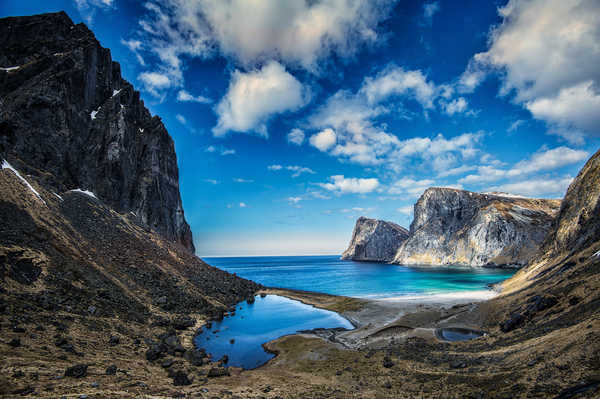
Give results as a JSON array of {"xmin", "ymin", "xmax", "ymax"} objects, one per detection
[
  {"xmin": 341, "ymin": 217, "xmax": 409, "ymax": 262},
  {"xmin": 392, "ymin": 188, "xmax": 560, "ymax": 267},
  {"xmin": 0, "ymin": 12, "xmax": 194, "ymax": 252},
  {"xmin": 502, "ymin": 148, "xmax": 600, "ymax": 293}
]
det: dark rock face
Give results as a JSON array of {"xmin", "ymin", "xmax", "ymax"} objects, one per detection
[
  {"xmin": 341, "ymin": 217, "xmax": 409, "ymax": 262},
  {"xmin": 538, "ymin": 149, "xmax": 600, "ymax": 259},
  {"xmin": 393, "ymin": 189, "xmax": 561, "ymax": 267},
  {"xmin": 0, "ymin": 12, "xmax": 194, "ymax": 252}
]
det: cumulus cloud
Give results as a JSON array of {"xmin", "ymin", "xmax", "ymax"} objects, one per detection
[
  {"xmin": 287, "ymin": 128, "xmax": 305, "ymax": 145},
  {"xmin": 360, "ymin": 65, "xmax": 436, "ymax": 108},
  {"xmin": 138, "ymin": 71, "xmax": 174, "ymax": 98},
  {"xmin": 220, "ymin": 149, "xmax": 236, "ymax": 156},
  {"xmin": 130, "ymin": 0, "xmax": 395, "ymax": 75},
  {"xmin": 461, "ymin": 0, "xmax": 600, "ymax": 142},
  {"xmin": 267, "ymin": 165, "xmax": 283, "ymax": 171},
  {"xmin": 233, "ymin": 178, "xmax": 254, "ymax": 183},
  {"xmin": 203, "ymin": 179, "xmax": 219, "ymax": 184},
  {"xmin": 177, "ymin": 90, "xmax": 212, "ymax": 104},
  {"xmin": 305, "ymin": 65, "xmax": 480, "ymax": 170},
  {"xmin": 309, "ymin": 128, "xmax": 337, "ymax": 151},
  {"xmin": 213, "ymin": 61, "xmax": 309, "ymax": 136},
  {"xmin": 318, "ymin": 175, "xmax": 380, "ymax": 194},
  {"xmin": 205, "ymin": 145, "xmax": 235, "ymax": 156},
  {"xmin": 239, "ymin": 202, "xmax": 247, "ymax": 208}
]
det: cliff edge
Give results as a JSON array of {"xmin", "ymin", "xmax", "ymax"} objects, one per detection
[
  {"xmin": 393, "ymin": 188, "xmax": 560, "ymax": 267},
  {"xmin": 341, "ymin": 217, "xmax": 409, "ymax": 262}
]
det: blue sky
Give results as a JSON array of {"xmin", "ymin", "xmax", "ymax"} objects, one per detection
[{"xmin": 2, "ymin": 0, "xmax": 599, "ymax": 256}]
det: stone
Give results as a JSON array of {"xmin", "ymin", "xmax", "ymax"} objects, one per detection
[
  {"xmin": 8, "ymin": 338, "xmax": 21, "ymax": 347},
  {"xmin": 108, "ymin": 335, "xmax": 120, "ymax": 346},
  {"xmin": 207, "ymin": 367, "xmax": 229, "ymax": 378},
  {"xmin": 382, "ymin": 356, "xmax": 394, "ymax": 368},
  {"xmin": 105, "ymin": 365, "xmax": 117, "ymax": 375},
  {"xmin": 172, "ymin": 371, "xmax": 192, "ymax": 386},
  {"xmin": 172, "ymin": 316, "xmax": 195, "ymax": 330},
  {"xmin": 64, "ymin": 364, "xmax": 88, "ymax": 378},
  {"xmin": 500, "ymin": 313, "xmax": 525, "ymax": 333},
  {"xmin": 342, "ymin": 217, "xmax": 409, "ymax": 262}
]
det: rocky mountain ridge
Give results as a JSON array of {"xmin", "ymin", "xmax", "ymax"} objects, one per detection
[
  {"xmin": 341, "ymin": 217, "xmax": 409, "ymax": 262},
  {"xmin": 392, "ymin": 188, "xmax": 560, "ymax": 267},
  {"xmin": 0, "ymin": 11, "xmax": 194, "ymax": 251}
]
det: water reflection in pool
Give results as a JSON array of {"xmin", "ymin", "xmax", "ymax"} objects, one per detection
[
  {"xmin": 437, "ymin": 327, "xmax": 485, "ymax": 341},
  {"xmin": 194, "ymin": 295, "xmax": 354, "ymax": 369}
]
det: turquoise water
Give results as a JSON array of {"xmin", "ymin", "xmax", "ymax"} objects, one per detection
[
  {"xmin": 205, "ymin": 255, "xmax": 516, "ymax": 299},
  {"xmin": 194, "ymin": 294, "xmax": 353, "ymax": 369}
]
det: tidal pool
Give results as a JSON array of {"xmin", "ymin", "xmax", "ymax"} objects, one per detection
[
  {"xmin": 194, "ymin": 294, "xmax": 354, "ymax": 369},
  {"xmin": 437, "ymin": 327, "xmax": 485, "ymax": 341}
]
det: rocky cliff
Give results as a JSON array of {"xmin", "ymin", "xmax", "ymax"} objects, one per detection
[
  {"xmin": 341, "ymin": 217, "xmax": 409, "ymax": 262},
  {"xmin": 392, "ymin": 188, "xmax": 560, "ymax": 267},
  {"xmin": 0, "ymin": 12, "xmax": 194, "ymax": 252}
]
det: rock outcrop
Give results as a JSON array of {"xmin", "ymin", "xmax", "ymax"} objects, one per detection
[
  {"xmin": 392, "ymin": 188, "xmax": 561, "ymax": 267},
  {"xmin": 0, "ymin": 12, "xmax": 194, "ymax": 252},
  {"xmin": 341, "ymin": 217, "xmax": 409, "ymax": 262}
]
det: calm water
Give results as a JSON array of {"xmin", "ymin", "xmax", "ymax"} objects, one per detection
[
  {"xmin": 194, "ymin": 294, "xmax": 353, "ymax": 369},
  {"xmin": 204, "ymin": 255, "xmax": 516, "ymax": 299}
]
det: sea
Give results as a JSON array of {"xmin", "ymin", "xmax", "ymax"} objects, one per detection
[{"xmin": 204, "ymin": 255, "xmax": 516, "ymax": 300}]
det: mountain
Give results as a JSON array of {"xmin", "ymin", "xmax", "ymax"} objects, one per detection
[
  {"xmin": 0, "ymin": 11, "xmax": 194, "ymax": 252},
  {"xmin": 392, "ymin": 188, "xmax": 560, "ymax": 267},
  {"xmin": 341, "ymin": 217, "xmax": 409, "ymax": 262}
]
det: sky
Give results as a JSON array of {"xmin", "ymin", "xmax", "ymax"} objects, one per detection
[{"xmin": 1, "ymin": 0, "xmax": 599, "ymax": 256}]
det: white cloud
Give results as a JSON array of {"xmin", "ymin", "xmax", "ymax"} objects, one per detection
[
  {"xmin": 360, "ymin": 65, "xmax": 436, "ymax": 108},
  {"xmin": 177, "ymin": 90, "xmax": 212, "ymax": 104},
  {"xmin": 128, "ymin": 0, "xmax": 396, "ymax": 86},
  {"xmin": 388, "ymin": 178, "xmax": 435, "ymax": 198},
  {"xmin": 437, "ymin": 165, "xmax": 476, "ymax": 178},
  {"xmin": 309, "ymin": 128, "xmax": 337, "ymax": 151},
  {"xmin": 287, "ymin": 128, "xmax": 305, "ymax": 145},
  {"xmin": 233, "ymin": 178, "xmax": 254, "ymax": 183},
  {"xmin": 525, "ymin": 81, "xmax": 600, "ymax": 144},
  {"xmin": 462, "ymin": 0, "xmax": 600, "ymax": 141},
  {"xmin": 318, "ymin": 175, "xmax": 379, "ymax": 194},
  {"xmin": 205, "ymin": 145, "xmax": 235, "ymax": 155},
  {"xmin": 138, "ymin": 71, "xmax": 174, "ymax": 98},
  {"xmin": 422, "ymin": 2, "xmax": 440, "ymax": 25},
  {"xmin": 397, "ymin": 205, "xmax": 414, "ymax": 215},
  {"xmin": 203, "ymin": 179, "xmax": 219, "ymax": 184},
  {"xmin": 121, "ymin": 39, "xmax": 145, "ymax": 65},
  {"xmin": 74, "ymin": 0, "xmax": 114, "ymax": 23},
  {"xmin": 175, "ymin": 114, "xmax": 186, "ymax": 124},
  {"xmin": 306, "ymin": 65, "xmax": 480, "ymax": 170},
  {"xmin": 286, "ymin": 166, "xmax": 316, "ymax": 178},
  {"xmin": 460, "ymin": 146, "xmax": 589, "ymax": 184},
  {"xmin": 213, "ymin": 61, "xmax": 309, "ymax": 136},
  {"xmin": 287, "ymin": 196, "xmax": 302, "ymax": 204},
  {"xmin": 507, "ymin": 119, "xmax": 525, "ymax": 133},
  {"xmin": 239, "ymin": 202, "xmax": 247, "ymax": 208},
  {"xmin": 442, "ymin": 97, "xmax": 468, "ymax": 115},
  {"xmin": 268, "ymin": 165, "xmax": 315, "ymax": 177},
  {"xmin": 487, "ymin": 176, "xmax": 573, "ymax": 198}
]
